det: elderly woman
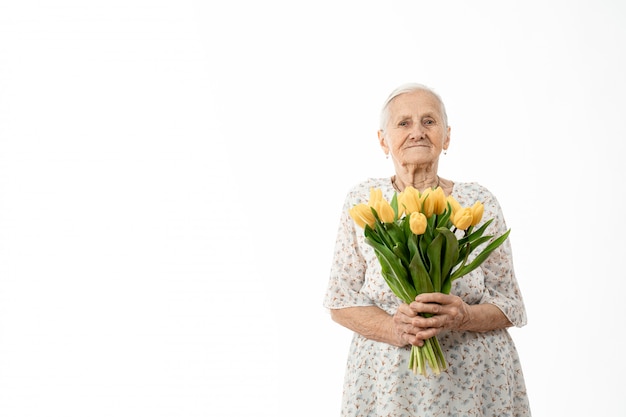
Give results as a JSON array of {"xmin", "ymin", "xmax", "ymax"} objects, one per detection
[{"xmin": 323, "ymin": 83, "xmax": 531, "ymax": 416}]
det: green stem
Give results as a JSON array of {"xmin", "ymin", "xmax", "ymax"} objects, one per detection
[
  {"xmin": 433, "ymin": 337, "xmax": 447, "ymax": 369},
  {"xmin": 425, "ymin": 338, "xmax": 439, "ymax": 375},
  {"xmin": 407, "ymin": 336, "xmax": 448, "ymax": 376},
  {"xmin": 413, "ymin": 344, "xmax": 424, "ymax": 377}
]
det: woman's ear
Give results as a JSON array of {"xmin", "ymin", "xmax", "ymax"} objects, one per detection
[
  {"xmin": 443, "ymin": 126, "xmax": 451, "ymax": 150},
  {"xmin": 377, "ymin": 130, "xmax": 389, "ymax": 155}
]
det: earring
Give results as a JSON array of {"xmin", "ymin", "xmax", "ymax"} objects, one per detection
[
  {"xmin": 385, "ymin": 153, "xmax": 389, "ymax": 159},
  {"xmin": 443, "ymin": 150, "xmax": 447, "ymax": 155}
]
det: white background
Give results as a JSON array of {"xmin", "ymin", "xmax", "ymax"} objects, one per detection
[{"xmin": 0, "ymin": 1, "xmax": 624, "ymax": 416}]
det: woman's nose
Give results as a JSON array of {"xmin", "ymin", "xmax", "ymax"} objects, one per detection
[{"xmin": 411, "ymin": 123, "xmax": 425, "ymax": 139}]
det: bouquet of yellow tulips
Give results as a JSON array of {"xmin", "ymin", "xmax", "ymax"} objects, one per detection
[{"xmin": 348, "ymin": 186, "xmax": 510, "ymax": 376}]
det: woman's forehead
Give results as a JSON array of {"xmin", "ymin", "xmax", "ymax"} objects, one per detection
[{"xmin": 389, "ymin": 91, "xmax": 442, "ymax": 116}]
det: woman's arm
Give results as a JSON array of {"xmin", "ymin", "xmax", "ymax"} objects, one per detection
[
  {"xmin": 330, "ymin": 306, "xmax": 408, "ymax": 347},
  {"xmin": 459, "ymin": 302, "xmax": 512, "ymax": 332}
]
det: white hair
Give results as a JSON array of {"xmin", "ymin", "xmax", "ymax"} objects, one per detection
[{"xmin": 379, "ymin": 83, "xmax": 448, "ymax": 132}]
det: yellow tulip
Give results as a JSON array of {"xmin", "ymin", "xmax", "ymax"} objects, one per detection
[
  {"xmin": 421, "ymin": 190, "xmax": 435, "ymax": 218},
  {"xmin": 470, "ymin": 201, "xmax": 484, "ymax": 226},
  {"xmin": 363, "ymin": 188, "xmax": 395, "ymax": 223},
  {"xmin": 409, "ymin": 212, "xmax": 427, "ymax": 235},
  {"xmin": 349, "ymin": 204, "xmax": 376, "ymax": 229},
  {"xmin": 368, "ymin": 188, "xmax": 384, "ymax": 206},
  {"xmin": 398, "ymin": 186, "xmax": 421, "ymax": 215},
  {"xmin": 373, "ymin": 199, "xmax": 395, "ymax": 223},
  {"xmin": 452, "ymin": 207, "xmax": 473, "ymax": 230},
  {"xmin": 431, "ymin": 186, "xmax": 447, "ymax": 215},
  {"xmin": 446, "ymin": 195, "xmax": 462, "ymax": 215}
]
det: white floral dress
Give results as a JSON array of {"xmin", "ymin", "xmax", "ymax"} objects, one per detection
[{"xmin": 323, "ymin": 178, "xmax": 531, "ymax": 417}]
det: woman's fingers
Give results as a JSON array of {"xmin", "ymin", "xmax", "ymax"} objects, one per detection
[
  {"xmin": 396, "ymin": 303, "xmax": 415, "ymax": 318},
  {"xmin": 409, "ymin": 293, "xmax": 469, "ymax": 331},
  {"xmin": 392, "ymin": 303, "xmax": 422, "ymax": 346},
  {"xmin": 394, "ymin": 295, "xmax": 470, "ymax": 346}
]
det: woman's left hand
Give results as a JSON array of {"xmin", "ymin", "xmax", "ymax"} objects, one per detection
[{"xmin": 404, "ymin": 292, "xmax": 471, "ymax": 344}]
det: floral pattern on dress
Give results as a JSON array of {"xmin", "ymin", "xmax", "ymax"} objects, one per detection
[{"xmin": 324, "ymin": 178, "xmax": 531, "ymax": 417}]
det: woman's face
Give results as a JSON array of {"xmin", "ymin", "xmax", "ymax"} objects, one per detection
[{"xmin": 378, "ymin": 90, "xmax": 450, "ymax": 168}]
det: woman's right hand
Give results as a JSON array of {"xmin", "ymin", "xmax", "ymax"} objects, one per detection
[{"xmin": 393, "ymin": 303, "xmax": 427, "ymax": 347}]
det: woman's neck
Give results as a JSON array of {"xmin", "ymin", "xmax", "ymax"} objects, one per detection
[{"xmin": 391, "ymin": 174, "xmax": 440, "ymax": 192}]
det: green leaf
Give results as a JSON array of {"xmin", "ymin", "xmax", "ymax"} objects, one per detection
[
  {"xmin": 437, "ymin": 227, "xmax": 459, "ymax": 288},
  {"xmin": 425, "ymin": 214, "xmax": 437, "ymax": 240},
  {"xmin": 402, "ymin": 215, "xmax": 412, "ymax": 239},
  {"xmin": 441, "ymin": 278, "xmax": 452, "ymax": 295},
  {"xmin": 407, "ymin": 232, "xmax": 418, "ymax": 262},
  {"xmin": 390, "ymin": 193, "xmax": 399, "ymax": 219},
  {"xmin": 436, "ymin": 207, "xmax": 452, "ymax": 229},
  {"xmin": 459, "ymin": 219, "xmax": 493, "ymax": 246},
  {"xmin": 365, "ymin": 237, "xmax": 416, "ymax": 303},
  {"xmin": 374, "ymin": 219, "xmax": 395, "ymax": 249},
  {"xmin": 392, "ymin": 243, "xmax": 410, "ymax": 266},
  {"xmin": 409, "ymin": 249, "xmax": 434, "ymax": 295},
  {"xmin": 419, "ymin": 227, "xmax": 433, "ymax": 270},
  {"xmin": 363, "ymin": 224, "xmax": 382, "ymax": 244},
  {"xmin": 380, "ymin": 222, "xmax": 409, "ymax": 265},
  {"xmin": 385, "ymin": 222, "xmax": 406, "ymax": 247},
  {"xmin": 451, "ymin": 229, "xmax": 511, "ymax": 280},
  {"xmin": 426, "ymin": 232, "xmax": 444, "ymax": 292},
  {"xmin": 464, "ymin": 235, "xmax": 494, "ymax": 253}
]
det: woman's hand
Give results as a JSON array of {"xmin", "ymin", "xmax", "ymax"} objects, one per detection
[
  {"xmin": 393, "ymin": 293, "xmax": 471, "ymax": 346},
  {"xmin": 392, "ymin": 303, "xmax": 423, "ymax": 346}
]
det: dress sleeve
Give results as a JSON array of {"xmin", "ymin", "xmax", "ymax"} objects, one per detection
[
  {"xmin": 477, "ymin": 191, "xmax": 528, "ymax": 327},
  {"xmin": 323, "ymin": 192, "xmax": 375, "ymax": 310}
]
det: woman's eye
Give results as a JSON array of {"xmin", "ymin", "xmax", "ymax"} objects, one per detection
[
  {"xmin": 399, "ymin": 121, "xmax": 409, "ymax": 127},
  {"xmin": 423, "ymin": 119, "xmax": 435, "ymax": 125}
]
